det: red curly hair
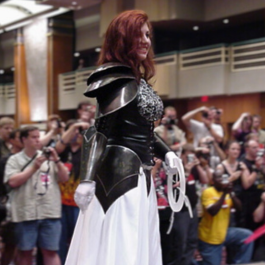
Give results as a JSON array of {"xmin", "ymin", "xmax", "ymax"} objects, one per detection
[{"xmin": 98, "ymin": 10, "xmax": 155, "ymax": 83}]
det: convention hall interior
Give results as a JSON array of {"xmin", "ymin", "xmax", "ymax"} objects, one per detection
[{"xmin": 0, "ymin": 0, "xmax": 265, "ymax": 141}]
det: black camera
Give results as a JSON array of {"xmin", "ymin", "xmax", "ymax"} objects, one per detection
[
  {"xmin": 205, "ymin": 141, "xmax": 213, "ymax": 149},
  {"xmin": 195, "ymin": 150, "xmax": 210, "ymax": 161},
  {"xmin": 164, "ymin": 116, "xmax": 178, "ymax": 126},
  {"xmin": 56, "ymin": 118, "xmax": 62, "ymax": 128},
  {"xmin": 78, "ymin": 126, "xmax": 84, "ymax": 134},
  {"xmin": 202, "ymin": 111, "xmax": 209, "ymax": 118},
  {"xmin": 42, "ymin": 147, "xmax": 51, "ymax": 158}
]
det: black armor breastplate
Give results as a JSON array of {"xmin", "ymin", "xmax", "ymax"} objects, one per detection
[{"xmin": 83, "ymin": 63, "xmax": 164, "ymax": 212}]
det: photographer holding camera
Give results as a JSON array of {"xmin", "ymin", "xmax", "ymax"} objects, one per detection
[
  {"xmin": 40, "ymin": 114, "xmax": 65, "ymax": 149},
  {"xmin": 155, "ymin": 106, "xmax": 186, "ymax": 156},
  {"xmin": 198, "ymin": 171, "xmax": 253, "ymax": 265},
  {"xmin": 182, "ymin": 106, "xmax": 224, "ymax": 152},
  {"xmin": 4, "ymin": 126, "xmax": 69, "ymax": 265},
  {"xmin": 236, "ymin": 139, "xmax": 265, "ymax": 231},
  {"xmin": 198, "ymin": 135, "xmax": 226, "ymax": 170}
]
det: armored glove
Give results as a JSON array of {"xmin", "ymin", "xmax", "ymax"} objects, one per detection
[
  {"xmin": 165, "ymin": 151, "xmax": 179, "ymax": 174},
  {"xmin": 74, "ymin": 181, "xmax": 96, "ymax": 213},
  {"xmin": 165, "ymin": 151, "xmax": 186, "ymax": 212}
]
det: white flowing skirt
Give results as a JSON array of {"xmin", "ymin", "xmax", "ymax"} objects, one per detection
[{"xmin": 65, "ymin": 167, "xmax": 162, "ymax": 265}]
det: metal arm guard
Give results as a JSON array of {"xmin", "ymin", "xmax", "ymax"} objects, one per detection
[{"xmin": 80, "ymin": 127, "xmax": 107, "ymax": 182}]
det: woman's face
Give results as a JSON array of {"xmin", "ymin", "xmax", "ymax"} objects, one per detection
[
  {"xmin": 136, "ymin": 22, "xmax": 151, "ymax": 62},
  {"xmin": 243, "ymin": 116, "xmax": 252, "ymax": 129},
  {"xmin": 227, "ymin": 143, "xmax": 240, "ymax": 159}
]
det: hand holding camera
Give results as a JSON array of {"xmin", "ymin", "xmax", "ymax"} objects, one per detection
[
  {"xmin": 222, "ymin": 179, "xmax": 233, "ymax": 194},
  {"xmin": 185, "ymin": 153, "xmax": 199, "ymax": 174},
  {"xmin": 33, "ymin": 156, "xmax": 47, "ymax": 170},
  {"xmin": 161, "ymin": 116, "xmax": 178, "ymax": 127},
  {"xmin": 51, "ymin": 119, "xmax": 64, "ymax": 133},
  {"xmin": 42, "ymin": 147, "xmax": 60, "ymax": 163}
]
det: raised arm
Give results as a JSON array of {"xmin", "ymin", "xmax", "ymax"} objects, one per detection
[
  {"xmin": 232, "ymin": 113, "xmax": 250, "ymax": 135},
  {"xmin": 182, "ymin": 106, "xmax": 208, "ymax": 129}
]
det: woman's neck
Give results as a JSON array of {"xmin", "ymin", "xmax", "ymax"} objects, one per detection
[{"xmin": 226, "ymin": 157, "xmax": 236, "ymax": 164}]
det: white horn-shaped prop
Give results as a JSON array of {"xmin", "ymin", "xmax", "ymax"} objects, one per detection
[{"xmin": 164, "ymin": 152, "xmax": 186, "ymax": 212}]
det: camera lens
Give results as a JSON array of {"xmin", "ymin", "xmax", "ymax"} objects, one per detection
[{"xmin": 202, "ymin": 112, "xmax": 209, "ymax": 118}]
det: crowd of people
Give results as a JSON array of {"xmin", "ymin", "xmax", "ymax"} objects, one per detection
[
  {"xmin": 154, "ymin": 105, "xmax": 265, "ymax": 265},
  {"xmin": 0, "ymin": 102, "xmax": 264, "ymax": 265},
  {"xmin": 0, "ymin": 8, "xmax": 265, "ymax": 265},
  {"xmin": 0, "ymin": 101, "xmax": 95, "ymax": 265}
]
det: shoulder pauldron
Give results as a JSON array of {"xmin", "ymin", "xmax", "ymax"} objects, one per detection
[{"xmin": 84, "ymin": 63, "xmax": 138, "ymax": 117}]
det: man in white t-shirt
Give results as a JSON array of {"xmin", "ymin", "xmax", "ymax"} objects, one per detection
[
  {"xmin": 4, "ymin": 126, "xmax": 69, "ymax": 265},
  {"xmin": 182, "ymin": 106, "xmax": 224, "ymax": 155}
]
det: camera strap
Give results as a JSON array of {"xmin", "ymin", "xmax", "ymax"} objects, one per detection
[
  {"xmin": 21, "ymin": 153, "xmax": 38, "ymax": 172},
  {"xmin": 4, "ymin": 153, "xmax": 39, "ymax": 197}
]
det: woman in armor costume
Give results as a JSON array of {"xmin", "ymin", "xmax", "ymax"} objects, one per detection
[{"xmin": 65, "ymin": 10, "xmax": 181, "ymax": 265}]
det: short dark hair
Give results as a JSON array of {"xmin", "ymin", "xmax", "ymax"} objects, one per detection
[
  {"xmin": 252, "ymin": 114, "xmax": 261, "ymax": 120},
  {"xmin": 223, "ymin": 140, "xmax": 240, "ymax": 151},
  {"xmin": 20, "ymin": 126, "xmax": 39, "ymax": 142},
  {"xmin": 77, "ymin": 101, "xmax": 91, "ymax": 110}
]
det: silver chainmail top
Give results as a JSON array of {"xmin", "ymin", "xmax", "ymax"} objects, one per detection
[{"xmin": 137, "ymin": 79, "xmax": 164, "ymax": 122}]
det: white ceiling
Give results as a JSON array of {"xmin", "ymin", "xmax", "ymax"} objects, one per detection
[
  {"xmin": 40, "ymin": 0, "xmax": 101, "ymax": 10},
  {"xmin": 0, "ymin": 0, "xmax": 100, "ymax": 32}
]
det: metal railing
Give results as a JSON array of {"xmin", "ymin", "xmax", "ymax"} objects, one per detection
[{"xmin": 231, "ymin": 38, "xmax": 265, "ymax": 71}]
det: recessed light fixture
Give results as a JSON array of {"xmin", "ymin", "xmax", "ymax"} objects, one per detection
[
  {"xmin": 223, "ymin": 19, "xmax": 229, "ymax": 24},
  {"xmin": 193, "ymin": 26, "xmax": 199, "ymax": 31},
  {"xmin": 74, "ymin": 52, "xmax": 80, "ymax": 57},
  {"xmin": 72, "ymin": 1, "xmax": 77, "ymax": 5},
  {"xmin": 0, "ymin": 70, "xmax": 5, "ymax": 74},
  {"xmin": 11, "ymin": 67, "xmax": 15, "ymax": 71},
  {"xmin": 95, "ymin": 47, "xmax": 101, "ymax": 53}
]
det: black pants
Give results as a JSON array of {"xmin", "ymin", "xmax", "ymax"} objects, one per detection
[{"xmin": 167, "ymin": 208, "xmax": 198, "ymax": 265}]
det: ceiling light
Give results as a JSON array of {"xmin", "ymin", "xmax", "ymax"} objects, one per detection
[
  {"xmin": 72, "ymin": 1, "xmax": 77, "ymax": 5},
  {"xmin": 95, "ymin": 47, "xmax": 101, "ymax": 53},
  {"xmin": 5, "ymin": 20, "xmax": 32, "ymax": 32},
  {"xmin": 0, "ymin": 70, "xmax": 4, "ymax": 74},
  {"xmin": 11, "ymin": 67, "xmax": 15, "ymax": 71},
  {"xmin": 74, "ymin": 52, "xmax": 80, "ymax": 57},
  {"xmin": 223, "ymin": 19, "xmax": 229, "ymax": 24},
  {"xmin": 193, "ymin": 26, "xmax": 199, "ymax": 31}
]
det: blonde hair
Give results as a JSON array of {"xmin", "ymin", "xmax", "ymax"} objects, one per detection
[{"xmin": 0, "ymin": 117, "xmax": 15, "ymax": 128}]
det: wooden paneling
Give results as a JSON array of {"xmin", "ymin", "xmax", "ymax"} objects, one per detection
[
  {"xmin": 47, "ymin": 33, "xmax": 73, "ymax": 117},
  {"xmin": 14, "ymin": 31, "xmax": 30, "ymax": 126},
  {"xmin": 166, "ymin": 93, "xmax": 264, "ymax": 143}
]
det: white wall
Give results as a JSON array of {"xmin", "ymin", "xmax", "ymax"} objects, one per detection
[{"xmin": 228, "ymin": 69, "xmax": 265, "ymax": 95}]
